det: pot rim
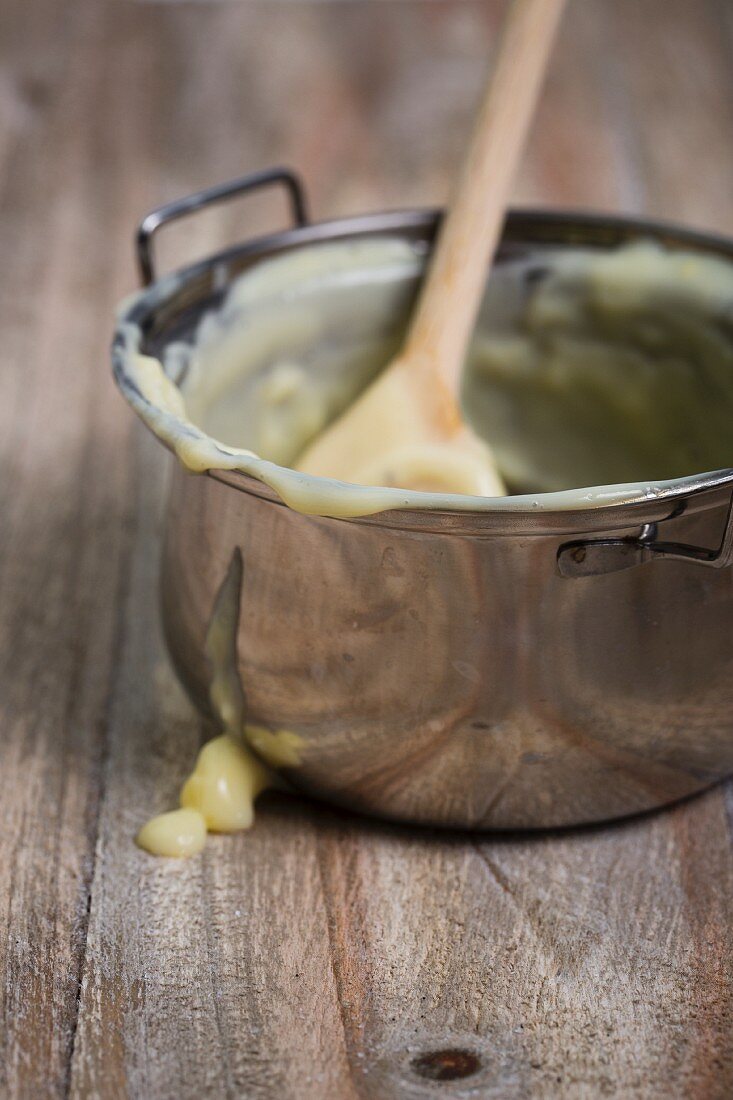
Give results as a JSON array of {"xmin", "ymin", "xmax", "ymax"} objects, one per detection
[{"xmin": 114, "ymin": 203, "xmax": 733, "ymax": 531}]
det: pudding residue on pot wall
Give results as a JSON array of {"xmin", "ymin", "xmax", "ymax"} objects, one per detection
[{"xmin": 117, "ymin": 236, "xmax": 733, "ymax": 522}]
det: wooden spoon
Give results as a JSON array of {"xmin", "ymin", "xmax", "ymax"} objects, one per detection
[{"xmin": 296, "ymin": 0, "xmax": 566, "ymax": 495}]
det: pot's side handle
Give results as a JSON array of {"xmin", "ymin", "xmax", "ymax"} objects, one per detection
[
  {"xmin": 557, "ymin": 492, "xmax": 733, "ymax": 578},
  {"xmin": 136, "ymin": 168, "xmax": 309, "ymax": 287}
]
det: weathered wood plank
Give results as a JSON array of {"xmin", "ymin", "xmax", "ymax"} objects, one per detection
[
  {"xmin": 0, "ymin": 0, "xmax": 141, "ymax": 1093},
  {"xmin": 1, "ymin": 0, "xmax": 733, "ymax": 1097}
]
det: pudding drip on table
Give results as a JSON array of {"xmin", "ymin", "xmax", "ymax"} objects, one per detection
[{"xmin": 136, "ymin": 551, "xmax": 302, "ymax": 858}]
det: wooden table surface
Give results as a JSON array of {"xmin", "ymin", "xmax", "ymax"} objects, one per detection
[{"xmin": 3, "ymin": 1, "xmax": 733, "ymax": 1096}]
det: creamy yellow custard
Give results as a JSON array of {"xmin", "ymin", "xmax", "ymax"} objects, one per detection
[
  {"xmin": 118, "ymin": 237, "xmax": 733, "ymax": 520},
  {"xmin": 136, "ymin": 808, "xmax": 207, "ymax": 859}
]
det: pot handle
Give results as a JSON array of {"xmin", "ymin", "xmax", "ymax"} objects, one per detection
[
  {"xmin": 557, "ymin": 491, "xmax": 733, "ymax": 578},
  {"xmin": 136, "ymin": 168, "xmax": 309, "ymax": 286}
]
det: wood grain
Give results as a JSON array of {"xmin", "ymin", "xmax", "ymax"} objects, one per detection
[{"xmin": 1, "ymin": 1, "xmax": 733, "ymax": 1097}]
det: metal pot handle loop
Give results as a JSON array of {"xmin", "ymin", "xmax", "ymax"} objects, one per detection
[
  {"xmin": 136, "ymin": 168, "xmax": 309, "ymax": 286},
  {"xmin": 557, "ymin": 491, "xmax": 733, "ymax": 578}
]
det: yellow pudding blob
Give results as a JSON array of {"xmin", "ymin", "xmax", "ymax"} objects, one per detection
[
  {"xmin": 136, "ymin": 734, "xmax": 277, "ymax": 858},
  {"xmin": 136, "ymin": 808, "xmax": 207, "ymax": 859},
  {"xmin": 244, "ymin": 724, "xmax": 304, "ymax": 770},
  {"xmin": 180, "ymin": 733, "xmax": 271, "ymax": 832}
]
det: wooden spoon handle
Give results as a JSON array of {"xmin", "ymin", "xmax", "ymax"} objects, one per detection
[{"xmin": 405, "ymin": 0, "xmax": 566, "ymax": 392}]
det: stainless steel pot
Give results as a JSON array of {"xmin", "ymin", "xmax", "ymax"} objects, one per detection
[{"xmin": 115, "ymin": 169, "xmax": 733, "ymax": 829}]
